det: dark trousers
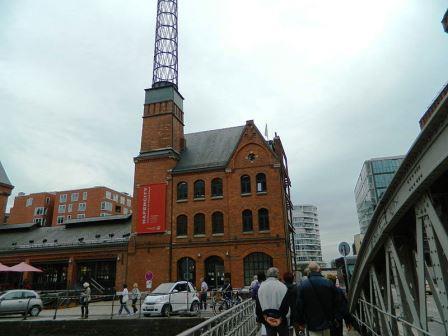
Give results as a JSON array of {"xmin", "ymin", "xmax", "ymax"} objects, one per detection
[
  {"xmin": 330, "ymin": 322, "xmax": 343, "ymax": 336},
  {"xmin": 119, "ymin": 302, "xmax": 130, "ymax": 315},
  {"xmin": 200, "ymin": 292, "xmax": 207, "ymax": 310},
  {"xmin": 132, "ymin": 299, "xmax": 138, "ymax": 313},
  {"xmin": 265, "ymin": 324, "xmax": 289, "ymax": 336},
  {"xmin": 81, "ymin": 303, "xmax": 89, "ymax": 318}
]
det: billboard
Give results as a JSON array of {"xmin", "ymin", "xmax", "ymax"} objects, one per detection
[{"xmin": 136, "ymin": 183, "xmax": 167, "ymax": 234}]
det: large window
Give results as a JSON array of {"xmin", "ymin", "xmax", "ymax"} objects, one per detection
[
  {"xmin": 211, "ymin": 178, "xmax": 223, "ymax": 197},
  {"xmin": 241, "ymin": 175, "xmax": 251, "ymax": 194},
  {"xmin": 194, "ymin": 213, "xmax": 205, "ymax": 235},
  {"xmin": 258, "ymin": 208, "xmax": 269, "ymax": 231},
  {"xmin": 194, "ymin": 180, "xmax": 205, "ymax": 198},
  {"xmin": 212, "ymin": 212, "xmax": 224, "ymax": 234},
  {"xmin": 256, "ymin": 173, "xmax": 267, "ymax": 192},
  {"xmin": 177, "ymin": 182, "xmax": 188, "ymax": 200},
  {"xmin": 177, "ymin": 215, "xmax": 188, "ymax": 236},
  {"xmin": 243, "ymin": 252, "xmax": 273, "ymax": 285},
  {"xmin": 242, "ymin": 210, "xmax": 253, "ymax": 232},
  {"xmin": 177, "ymin": 257, "xmax": 196, "ymax": 284}
]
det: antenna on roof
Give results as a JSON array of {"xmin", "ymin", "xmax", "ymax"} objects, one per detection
[{"xmin": 152, "ymin": 0, "xmax": 179, "ymax": 89}]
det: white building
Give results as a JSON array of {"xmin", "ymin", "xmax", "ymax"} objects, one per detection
[{"xmin": 292, "ymin": 204, "xmax": 325, "ymax": 270}]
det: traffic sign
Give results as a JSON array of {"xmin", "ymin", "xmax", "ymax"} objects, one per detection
[
  {"xmin": 338, "ymin": 242, "xmax": 351, "ymax": 257},
  {"xmin": 145, "ymin": 271, "xmax": 153, "ymax": 281}
]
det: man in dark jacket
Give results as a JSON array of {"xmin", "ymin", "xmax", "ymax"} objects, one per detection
[
  {"xmin": 296, "ymin": 262, "xmax": 339, "ymax": 336},
  {"xmin": 256, "ymin": 267, "xmax": 290, "ymax": 336},
  {"xmin": 326, "ymin": 274, "xmax": 353, "ymax": 336}
]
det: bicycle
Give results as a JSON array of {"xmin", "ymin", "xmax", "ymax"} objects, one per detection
[{"xmin": 211, "ymin": 289, "xmax": 242, "ymax": 315}]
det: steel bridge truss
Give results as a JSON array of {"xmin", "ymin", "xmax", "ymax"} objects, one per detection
[{"xmin": 349, "ymin": 84, "xmax": 448, "ymax": 336}]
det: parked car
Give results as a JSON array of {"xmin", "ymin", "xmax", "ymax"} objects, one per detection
[
  {"xmin": 0, "ymin": 290, "xmax": 43, "ymax": 316},
  {"xmin": 141, "ymin": 281, "xmax": 200, "ymax": 317}
]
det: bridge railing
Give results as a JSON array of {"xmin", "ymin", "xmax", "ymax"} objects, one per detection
[{"xmin": 176, "ymin": 299, "xmax": 259, "ymax": 336}]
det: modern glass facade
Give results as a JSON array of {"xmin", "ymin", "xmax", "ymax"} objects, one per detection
[
  {"xmin": 354, "ymin": 156, "xmax": 404, "ymax": 234},
  {"xmin": 292, "ymin": 204, "xmax": 325, "ymax": 270}
]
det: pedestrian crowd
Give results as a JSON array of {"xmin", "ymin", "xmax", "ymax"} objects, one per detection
[{"xmin": 254, "ymin": 262, "xmax": 354, "ymax": 336}]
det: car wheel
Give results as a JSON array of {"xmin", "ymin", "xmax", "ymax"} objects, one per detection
[
  {"xmin": 29, "ymin": 306, "xmax": 41, "ymax": 317},
  {"xmin": 161, "ymin": 304, "xmax": 171, "ymax": 317},
  {"xmin": 190, "ymin": 301, "xmax": 200, "ymax": 313}
]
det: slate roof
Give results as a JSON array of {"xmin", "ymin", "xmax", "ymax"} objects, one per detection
[
  {"xmin": 173, "ymin": 125, "xmax": 245, "ymax": 173},
  {"xmin": 0, "ymin": 216, "xmax": 131, "ymax": 254},
  {"xmin": 0, "ymin": 161, "xmax": 12, "ymax": 187}
]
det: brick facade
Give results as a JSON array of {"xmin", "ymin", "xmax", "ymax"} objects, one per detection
[
  {"xmin": 9, "ymin": 192, "xmax": 55, "ymax": 226},
  {"xmin": 127, "ymin": 85, "xmax": 293, "ymax": 290}
]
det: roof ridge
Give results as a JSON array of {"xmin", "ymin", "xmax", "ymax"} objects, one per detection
[{"xmin": 185, "ymin": 125, "xmax": 244, "ymax": 136}]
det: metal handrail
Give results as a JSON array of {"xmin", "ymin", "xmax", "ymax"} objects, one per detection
[{"xmin": 176, "ymin": 299, "xmax": 258, "ymax": 336}]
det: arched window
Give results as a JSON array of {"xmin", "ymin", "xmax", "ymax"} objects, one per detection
[
  {"xmin": 176, "ymin": 215, "xmax": 188, "ymax": 236},
  {"xmin": 242, "ymin": 210, "xmax": 253, "ymax": 232},
  {"xmin": 177, "ymin": 182, "xmax": 188, "ymax": 200},
  {"xmin": 258, "ymin": 208, "xmax": 269, "ymax": 231},
  {"xmin": 204, "ymin": 256, "xmax": 225, "ymax": 290},
  {"xmin": 177, "ymin": 257, "xmax": 196, "ymax": 284},
  {"xmin": 241, "ymin": 175, "xmax": 251, "ymax": 194},
  {"xmin": 256, "ymin": 173, "xmax": 267, "ymax": 192},
  {"xmin": 212, "ymin": 212, "xmax": 224, "ymax": 234},
  {"xmin": 243, "ymin": 252, "xmax": 273, "ymax": 285},
  {"xmin": 194, "ymin": 180, "xmax": 205, "ymax": 198},
  {"xmin": 194, "ymin": 213, "xmax": 205, "ymax": 235},
  {"xmin": 211, "ymin": 178, "xmax": 223, "ymax": 197}
]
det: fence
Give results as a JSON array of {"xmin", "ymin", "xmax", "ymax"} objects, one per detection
[{"xmin": 175, "ymin": 299, "xmax": 259, "ymax": 336}]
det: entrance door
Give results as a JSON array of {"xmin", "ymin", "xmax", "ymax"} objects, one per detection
[{"xmin": 204, "ymin": 256, "xmax": 224, "ymax": 290}]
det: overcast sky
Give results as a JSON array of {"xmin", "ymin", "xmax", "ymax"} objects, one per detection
[{"xmin": 1, "ymin": 0, "xmax": 447, "ymax": 262}]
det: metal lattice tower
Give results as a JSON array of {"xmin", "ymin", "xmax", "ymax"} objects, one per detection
[{"xmin": 152, "ymin": 0, "xmax": 178, "ymax": 88}]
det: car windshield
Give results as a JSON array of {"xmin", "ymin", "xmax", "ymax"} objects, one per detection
[{"xmin": 152, "ymin": 283, "xmax": 175, "ymax": 294}]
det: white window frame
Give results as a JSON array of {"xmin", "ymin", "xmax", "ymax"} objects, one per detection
[
  {"xmin": 57, "ymin": 216, "xmax": 64, "ymax": 224},
  {"xmin": 82, "ymin": 191, "xmax": 88, "ymax": 200},
  {"xmin": 101, "ymin": 201, "xmax": 112, "ymax": 211},
  {"xmin": 120, "ymin": 196, "xmax": 125, "ymax": 205},
  {"xmin": 113, "ymin": 194, "xmax": 119, "ymax": 202},
  {"xmin": 58, "ymin": 204, "xmax": 66, "ymax": 213},
  {"xmin": 78, "ymin": 202, "xmax": 86, "ymax": 212},
  {"xmin": 67, "ymin": 204, "xmax": 73, "ymax": 213},
  {"xmin": 77, "ymin": 214, "xmax": 85, "ymax": 219},
  {"xmin": 34, "ymin": 207, "xmax": 44, "ymax": 216},
  {"xmin": 60, "ymin": 194, "xmax": 67, "ymax": 203},
  {"xmin": 33, "ymin": 218, "xmax": 43, "ymax": 225},
  {"xmin": 100, "ymin": 212, "xmax": 110, "ymax": 217},
  {"xmin": 26, "ymin": 198, "xmax": 33, "ymax": 207},
  {"xmin": 126, "ymin": 199, "xmax": 131, "ymax": 207},
  {"xmin": 71, "ymin": 193, "xmax": 79, "ymax": 202},
  {"xmin": 105, "ymin": 191, "xmax": 112, "ymax": 199}
]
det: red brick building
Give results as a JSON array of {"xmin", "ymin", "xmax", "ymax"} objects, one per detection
[
  {"xmin": 8, "ymin": 186, "xmax": 133, "ymax": 226},
  {"xmin": 126, "ymin": 84, "xmax": 294, "ymax": 290},
  {"xmin": 0, "ymin": 161, "xmax": 14, "ymax": 224}
]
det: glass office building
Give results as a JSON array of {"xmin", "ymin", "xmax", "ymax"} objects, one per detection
[
  {"xmin": 292, "ymin": 204, "xmax": 325, "ymax": 270},
  {"xmin": 354, "ymin": 156, "xmax": 404, "ymax": 234}
]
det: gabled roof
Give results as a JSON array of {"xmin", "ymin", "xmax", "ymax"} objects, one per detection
[
  {"xmin": 173, "ymin": 125, "xmax": 245, "ymax": 173},
  {"xmin": 0, "ymin": 161, "xmax": 12, "ymax": 187}
]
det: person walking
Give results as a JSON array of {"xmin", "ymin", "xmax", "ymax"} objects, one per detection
[
  {"xmin": 295, "ymin": 262, "xmax": 339, "ymax": 336},
  {"xmin": 80, "ymin": 282, "xmax": 91, "ymax": 319},
  {"xmin": 249, "ymin": 275, "xmax": 258, "ymax": 299},
  {"xmin": 283, "ymin": 272, "xmax": 299, "ymax": 336},
  {"xmin": 131, "ymin": 283, "xmax": 141, "ymax": 314},
  {"xmin": 199, "ymin": 277, "xmax": 208, "ymax": 310},
  {"xmin": 326, "ymin": 274, "xmax": 353, "ymax": 336},
  {"xmin": 255, "ymin": 267, "xmax": 290, "ymax": 336},
  {"xmin": 118, "ymin": 284, "xmax": 131, "ymax": 316}
]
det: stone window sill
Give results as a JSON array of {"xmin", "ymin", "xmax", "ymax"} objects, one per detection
[
  {"xmin": 241, "ymin": 193, "xmax": 251, "ymax": 197},
  {"xmin": 193, "ymin": 197, "xmax": 206, "ymax": 201},
  {"xmin": 176, "ymin": 199, "xmax": 188, "ymax": 203},
  {"xmin": 256, "ymin": 191, "xmax": 267, "ymax": 195},
  {"xmin": 176, "ymin": 235, "xmax": 188, "ymax": 239},
  {"xmin": 193, "ymin": 234, "xmax": 206, "ymax": 237},
  {"xmin": 211, "ymin": 195, "xmax": 224, "ymax": 200},
  {"xmin": 259, "ymin": 230, "xmax": 270, "ymax": 233},
  {"xmin": 212, "ymin": 233, "xmax": 224, "ymax": 236},
  {"xmin": 242, "ymin": 231, "xmax": 254, "ymax": 234}
]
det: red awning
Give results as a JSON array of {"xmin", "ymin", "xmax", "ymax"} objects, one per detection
[
  {"xmin": 0, "ymin": 262, "xmax": 11, "ymax": 272},
  {"xmin": 9, "ymin": 262, "xmax": 43, "ymax": 273}
]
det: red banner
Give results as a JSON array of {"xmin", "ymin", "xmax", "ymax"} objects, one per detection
[{"xmin": 137, "ymin": 183, "xmax": 166, "ymax": 234}]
